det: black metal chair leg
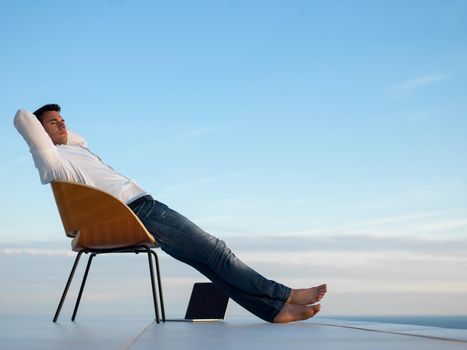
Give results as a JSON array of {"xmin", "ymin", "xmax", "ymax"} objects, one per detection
[
  {"xmin": 145, "ymin": 248, "xmax": 160, "ymax": 323},
  {"xmin": 53, "ymin": 251, "xmax": 84, "ymax": 322},
  {"xmin": 150, "ymin": 250, "xmax": 166, "ymax": 322},
  {"xmin": 71, "ymin": 253, "xmax": 95, "ymax": 321}
]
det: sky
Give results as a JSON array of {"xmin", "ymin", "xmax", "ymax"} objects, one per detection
[{"xmin": 0, "ymin": 0, "xmax": 466, "ymax": 319}]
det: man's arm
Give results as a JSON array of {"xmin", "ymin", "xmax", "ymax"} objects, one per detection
[
  {"xmin": 14, "ymin": 109, "xmax": 90, "ymax": 184},
  {"xmin": 14, "ymin": 109, "xmax": 55, "ymax": 151},
  {"xmin": 14, "ymin": 109, "xmax": 63, "ymax": 183},
  {"xmin": 14, "ymin": 108, "xmax": 87, "ymax": 149}
]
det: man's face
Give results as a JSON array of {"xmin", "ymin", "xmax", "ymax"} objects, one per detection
[{"xmin": 41, "ymin": 111, "xmax": 68, "ymax": 145}]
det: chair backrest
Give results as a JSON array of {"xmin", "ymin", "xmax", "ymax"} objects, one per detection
[{"xmin": 51, "ymin": 181, "xmax": 156, "ymax": 251}]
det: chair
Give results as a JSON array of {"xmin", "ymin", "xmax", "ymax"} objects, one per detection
[{"xmin": 50, "ymin": 180, "xmax": 166, "ymax": 323}]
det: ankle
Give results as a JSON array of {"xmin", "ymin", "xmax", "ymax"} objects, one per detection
[{"xmin": 286, "ymin": 289, "xmax": 296, "ymax": 303}]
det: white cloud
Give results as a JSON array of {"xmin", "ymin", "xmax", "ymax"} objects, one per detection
[
  {"xmin": 159, "ymin": 171, "xmax": 245, "ymax": 196},
  {"xmin": 405, "ymin": 111, "xmax": 429, "ymax": 123},
  {"xmin": 344, "ymin": 211, "xmax": 440, "ymax": 228},
  {"xmin": 418, "ymin": 218, "xmax": 467, "ymax": 231},
  {"xmin": 285, "ymin": 196, "xmax": 335, "ymax": 206},
  {"xmin": 0, "ymin": 247, "xmax": 73, "ymax": 256},
  {"xmin": 184, "ymin": 127, "xmax": 219, "ymax": 139},
  {"xmin": 389, "ymin": 73, "xmax": 450, "ymax": 98},
  {"xmin": 267, "ymin": 211, "xmax": 445, "ymax": 238},
  {"xmin": 399, "ymin": 74, "xmax": 449, "ymax": 90},
  {"xmin": 0, "ymin": 155, "xmax": 27, "ymax": 174},
  {"xmin": 1, "ymin": 236, "xmax": 467, "ymax": 316}
]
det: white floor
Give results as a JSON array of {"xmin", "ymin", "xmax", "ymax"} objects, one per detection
[{"xmin": 1, "ymin": 315, "xmax": 466, "ymax": 350}]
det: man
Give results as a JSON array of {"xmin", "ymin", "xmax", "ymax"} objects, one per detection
[{"xmin": 14, "ymin": 104, "xmax": 327, "ymax": 323}]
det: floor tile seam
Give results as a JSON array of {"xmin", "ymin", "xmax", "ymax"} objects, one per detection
[
  {"xmin": 313, "ymin": 322, "xmax": 467, "ymax": 344},
  {"xmin": 122, "ymin": 320, "xmax": 156, "ymax": 350}
]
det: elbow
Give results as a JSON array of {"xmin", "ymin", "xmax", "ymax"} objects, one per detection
[{"xmin": 13, "ymin": 109, "xmax": 33, "ymax": 128}]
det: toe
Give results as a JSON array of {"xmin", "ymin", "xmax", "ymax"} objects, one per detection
[{"xmin": 312, "ymin": 304, "xmax": 321, "ymax": 316}]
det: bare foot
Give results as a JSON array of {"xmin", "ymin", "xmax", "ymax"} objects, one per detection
[
  {"xmin": 273, "ymin": 303, "xmax": 321, "ymax": 323},
  {"xmin": 287, "ymin": 284, "xmax": 327, "ymax": 305}
]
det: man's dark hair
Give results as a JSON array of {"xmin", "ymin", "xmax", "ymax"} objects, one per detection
[{"xmin": 33, "ymin": 104, "xmax": 61, "ymax": 123}]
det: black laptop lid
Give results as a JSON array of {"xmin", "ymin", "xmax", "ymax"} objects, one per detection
[{"xmin": 184, "ymin": 282, "xmax": 229, "ymax": 320}]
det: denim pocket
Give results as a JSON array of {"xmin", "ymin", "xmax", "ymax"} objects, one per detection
[{"xmin": 133, "ymin": 200, "xmax": 154, "ymax": 220}]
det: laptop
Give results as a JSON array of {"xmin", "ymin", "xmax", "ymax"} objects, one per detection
[{"xmin": 168, "ymin": 282, "xmax": 229, "ymax": 322}]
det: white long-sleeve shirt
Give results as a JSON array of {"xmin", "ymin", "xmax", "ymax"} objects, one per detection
[{"xmin": 14, "ymin": 109, "xmax": 148, "ymax": 204}]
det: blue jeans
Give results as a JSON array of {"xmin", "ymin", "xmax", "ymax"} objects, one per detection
[{"xmin": 129, "ymin": 196, "xmax": 291, "ymax": 322}]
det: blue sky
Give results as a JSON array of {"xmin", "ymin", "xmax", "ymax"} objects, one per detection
[{"xmin": 1, "ymin": 0, "xmax": 466, "ymax": 317}]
